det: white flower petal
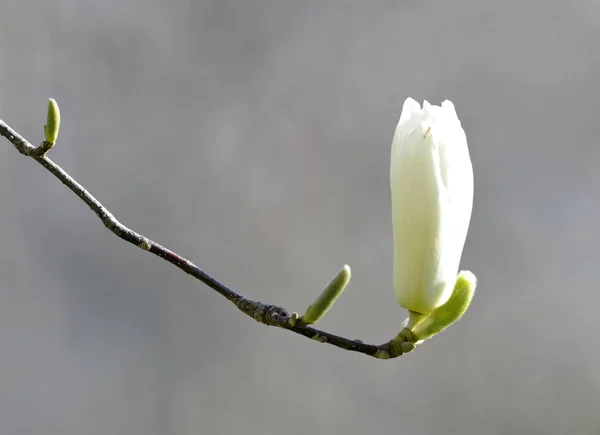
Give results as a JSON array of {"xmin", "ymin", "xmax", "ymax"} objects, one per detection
[
  {"xmin": 390, "ymin": 98, "xmax": 473, "ymax": 314},
  {"xmin": 398, "ymin": 97, "xmax": 422, "ymax": 125}
]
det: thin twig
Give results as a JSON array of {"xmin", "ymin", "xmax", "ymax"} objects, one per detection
[{"xmin": 0, "ymin": 118, "xmax": 414, "ymax": 359}]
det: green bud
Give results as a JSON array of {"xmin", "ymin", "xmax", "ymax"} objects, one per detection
[
  {"xmin": 300, "ymin": 265, "xmax": 351, "ymax": 325},
  {"xmin": 411, "ymin": 270, "xmax": 476, "ymax": 341},
  {"xmin": 287, "ymin": 312, "xmax": 299, "ymax": 327},
  {"xmin": 44, "ymin": 98, "xmax": 60, "ymax": 144},
  {"xmin": 374, "ymin": 349, "xmax": 391, "ymax": 359}
]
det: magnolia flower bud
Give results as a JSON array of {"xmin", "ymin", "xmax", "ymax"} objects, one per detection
[{"xmin": 390, "ymin": 98, "xmax": 473, "ymax": 314}]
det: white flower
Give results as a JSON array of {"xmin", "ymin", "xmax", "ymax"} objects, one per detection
[{"xmin": 390, "ymin": 98, "xmax": 473, "ymax": 314}]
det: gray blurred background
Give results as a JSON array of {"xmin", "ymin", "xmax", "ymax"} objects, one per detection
[{"xmin": 1, "ymin": 1, "xmax": 599, "ymax": 434}]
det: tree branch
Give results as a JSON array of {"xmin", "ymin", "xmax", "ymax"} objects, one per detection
[{"xmin": 0, "ymin": 118, "xmax": 416, "ymax": 359}]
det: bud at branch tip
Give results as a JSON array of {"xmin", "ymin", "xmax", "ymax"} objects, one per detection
[{"xmin": 44, "ymin": 98, "xmax": 60, "ymax": 144}]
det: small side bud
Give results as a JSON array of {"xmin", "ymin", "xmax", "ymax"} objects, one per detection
[
  {"xmin": 299, "ymin": 265, "xmax": 351, "ymax": 325},
  {"xmin": 44, "ymin": 98, "xmax": 60, "ymax": 144},
  {"xmin": 411, "ymin": 270, "xmax": 477, "ymax": 341},
  {"xmin": 287, "ymin": 312, "xmax": 299, "ymax": 327},
  {"xmin": 374, "ymin": 349, "xmax": 391, "ymax": 359}
]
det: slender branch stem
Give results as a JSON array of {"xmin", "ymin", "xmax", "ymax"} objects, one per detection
[{"xmin": 0, "ymin": 118, "xmax": 414, "ymax": 359}]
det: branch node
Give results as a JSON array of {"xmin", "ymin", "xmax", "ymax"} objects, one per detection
[
  {"xmin": 30, "ymin": 141, "xmax": 55, "ymax": 157},
  {"xmin": 374, "ymin": 349, "xmax": 390, "ymax": 359},
  {"xmin": 263, "ymin": 304, "xmax": 288, "ymax": 326},
  {"xmin": 286, "ymin": 312, "xmax": 299, "ymax": 327},
  {"xmin": 102, "ymin": 213, "xmax": 117, "ymax": 229},
  {"xmin": 137, "ymin": 239, "xmax": 152, "ymax": 250},
  {"xmin": 311, "ymin": 334, "xmax": 327, "ymax": 343},
  {"xmin": 399, "ymin": 327, "xmax": 416, "ymax": 342},
  {"xmin": 236, "ymin": 297, "xmax": 260, "ymax": 319}
]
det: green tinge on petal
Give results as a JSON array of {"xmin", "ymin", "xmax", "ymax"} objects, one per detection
[
  {"xmin": 407, "ymin": 311, "xmax": 429, "ymax": 329},
  {"xmin": 411, "ymin": 270, "xmax": 476, "ymax": 341},
  {"xmin": 44, "ymin": 98, "xmax": 61, "ymax": 144},
  {"xmin": 300, "ymin": 265, "xmax": 351, "ymax": 325}
]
